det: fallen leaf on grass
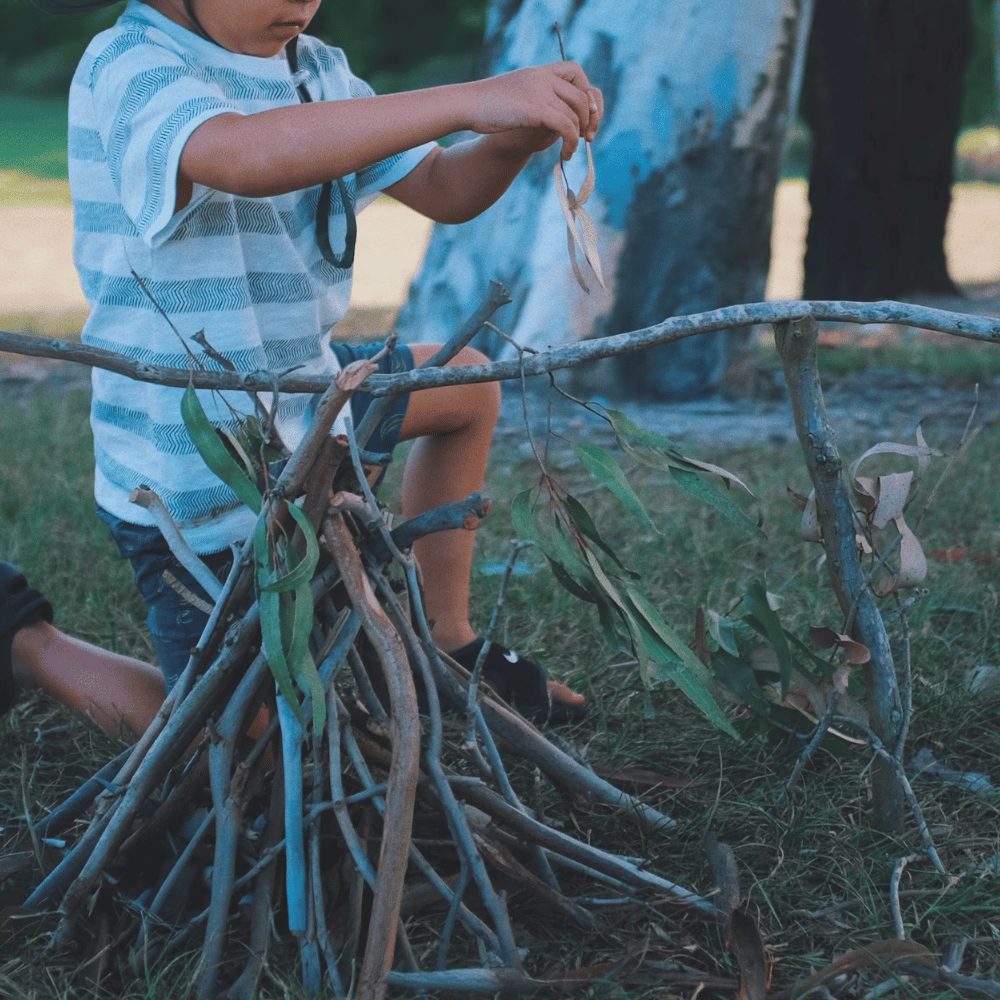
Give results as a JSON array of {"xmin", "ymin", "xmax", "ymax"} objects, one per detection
[
  {"xmin": 592, "ymin": 765, "xmax": 708, "ymax": 790},
  {"xmin": 782, "ymin": 940, "xmax": 935, "ymax": 999},
  {"xmin": 930, "ymin": 548, "xmax": 999, "ymax": 565},
  {"xmin": 731, "ymin": 908, "xmax": 770, "ymax": 1000}
]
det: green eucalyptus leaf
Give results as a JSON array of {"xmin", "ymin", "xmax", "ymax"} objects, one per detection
[
  {"xmin": 300, "ymin": 650, "xmax": 327, "ymax": 731},
  {"xmin": 511, "ymin": 488, "xmax": 538, "ymax": 543},
  {"xmin": 286, "ymin": 582, "xmax": 314, "ymax": 682},
  {"xmin": 603, "ymin": 407, "xmax": 753, "ymax": 493},
  {"xmin": 260, "ymin": 502, "xmax": 320, "ymax": 594},
  {"xmin": 668, "ymin": 467, "xmax": 763, "ymax": 538},
  {"xmin": 181, "ymin": 383, "xmax": 263, "ymax": 513},
  {"xmin": 573, "ymin": 441, "xmax": 659, "ymax": 535},
  {"xmin": 624, "ymin": 585, "xmax": 737, "ymax": 737},
  {"xmin": 710, "ymin": 648, "xmax": 772, "ymax": 713},
  {"xmin": 742, "ymin": 579, "xmax": 794, "ymax": 696},
  {"xmin": 259, "ymin": 588, "xmax": 305, "ymax": 721},
  {"xmin": 564, "ymin": 493, "xmax": 639, "ymax": 577},
  {"xmin": 601, "ymin": 407, "xmax": 684, "ymax": 454}
]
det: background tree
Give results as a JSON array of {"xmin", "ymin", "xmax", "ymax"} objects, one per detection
[
  {"xmin": 397, "ymin": 0, "xmax": 816, "ymax": 400},
  {"xmin": 802, "ymin": 0, "xmax": 975, "ymax": 299}
]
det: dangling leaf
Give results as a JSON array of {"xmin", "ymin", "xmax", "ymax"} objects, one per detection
[
  {"xmin": 563, "ymin": 493, "xmax": 639, "ymax": 577},
  {"xmin": 553, "ymin": 141, "xmax": 606, "ymax": 293},
  {"xmin": 181, "ymin": 382, "xmax": 263, "ymax": 513},
  {"xmin": 667, "ymin": 467, "xmax": 763, "ymax": 538},
  {"xmin": 573, "ymin": 442, "xmax": 659, "ymax": 534},
  {"xmin": 711, "ymin": 648, "xmax": 773, "ymax": 714},
  {"xmin": 621, "ymin": 585, "xmax": 737, "ymax": 736},
  {"xmin": 601, "ymin": 407, "xmax": 752, "ymax": 492},
  {"xmin": 512, "ymin": 490, "xmax": 597, "ymax": 600}
]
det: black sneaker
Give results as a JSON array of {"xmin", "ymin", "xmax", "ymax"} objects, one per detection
[
  {"xmin": 0, "ymin": 563, "xmax": 53, "ymax": 715},
  {"xmin": 450, "ymin": 637, "xmax": 585, "ymax": 725}
]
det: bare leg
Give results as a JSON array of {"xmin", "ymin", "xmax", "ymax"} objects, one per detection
[
  {"xmin": 399, "ymin": 345, "xmax": 584, "ymax": 710},
  {"xmin": 12, "ymin": 622, "xmax": 164, "ymax": 739}
]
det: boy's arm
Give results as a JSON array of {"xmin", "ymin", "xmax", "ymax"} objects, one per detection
[
  {"xmin": 178, "ymin": 62, "xmax": 601, "ymax": 204},
  {"xmin": 383, "ymin": 120, "xmax": 596, "ymax": 225}
]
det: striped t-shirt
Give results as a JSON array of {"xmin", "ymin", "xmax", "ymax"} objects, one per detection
[{"xmin": 69, "ymin": 0, "xmax": 435, "ymax": 553}]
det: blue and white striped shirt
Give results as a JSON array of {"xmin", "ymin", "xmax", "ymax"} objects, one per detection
[{"xmin": 70, "ymin": 0, "xmax": 434, "ymax": 553}]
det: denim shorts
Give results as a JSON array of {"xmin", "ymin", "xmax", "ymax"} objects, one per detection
[
  {"xmin": 100, "ymin": 341, "xmax": 414, "ymax": 690},
  {"xmin": 330, "ymin": 340, "xmax": 414, "ymax": 457}
]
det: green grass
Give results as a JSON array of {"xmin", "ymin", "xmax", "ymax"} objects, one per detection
[
  {"xmin": 0, "ymin": 94, "xmax": 70, "ymax": 181},
  {"xmin": 1, "ymin": 373, "xmax": 999, "ymax": 995},
  {"xmin": 759, "ymin": 333, "xmax": 1000, "ymax": 380}
]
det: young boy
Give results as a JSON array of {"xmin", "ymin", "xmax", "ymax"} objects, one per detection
[{"xmin": 28, "ymin": 0, "xmax": 602, "ymax": 720}]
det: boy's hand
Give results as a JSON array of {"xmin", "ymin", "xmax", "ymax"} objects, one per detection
[{"xmin": 467, "ymin": 61, "xmax": 604, "ymax": 160}]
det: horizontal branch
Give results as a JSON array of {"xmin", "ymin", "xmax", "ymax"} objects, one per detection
[{"xmin": 2, "ymin": 299, "xmax": 997, "ymax": 397}]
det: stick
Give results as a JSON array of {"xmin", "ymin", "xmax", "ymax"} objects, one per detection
[
  {"xmin": 323, "ymin": 513, "xmax": 422, "ymax": 1000},
  {"xmin": 5, "ymin": 298, "xmax": 1000, "ymax": 395}
]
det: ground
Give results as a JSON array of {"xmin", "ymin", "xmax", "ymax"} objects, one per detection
[{"xmin": 2, "ymin": 177, "xmax": 1000, "ymax": 998}]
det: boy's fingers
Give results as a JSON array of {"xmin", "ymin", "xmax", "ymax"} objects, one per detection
[
  {"xmin": 540, "ymin": 102, "xmax": 579, "ymax": 159},
  {"xmin": 587, "ymin": 87, "xmax": 604, "ymax": 139},
  {"xmin": 553, "ymin": 77, "xmax": 593, "ymax": 134},
  {"xmin": 553, "ymin": 59, "xmax": 592, "ymax": 93}
]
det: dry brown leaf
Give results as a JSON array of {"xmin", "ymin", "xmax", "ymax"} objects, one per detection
[
  {"xmin": 853, "ymin": 475, "xmax": 879, "ymax": 513},
  {"xmin": 784, "ymin": 940, "xmax": 935, "ymax": 999},
  {"xmin": 872, "ymin": 471, "xmax": 913, "ymax": 528},
  {"xmin": 807, "ymin": 627, "xmax": 871, "ymax": 665},
  {"xmin": 763, "ymin": 676, "xmax": 869, "ymax": 743},
  {"xmin": 895, "ymin": 515, "xmax": 928, "ymax": 586},
  {"xmin": 553, "ymin": 141, "xmax": 607, "ymax": 294},
  {"xmin": 931, "ymin": 548, "xmax": 999, "ymax": 564},
  {"xmin": 706, "ymin": 834, "xmax": 741, "ymax": 917},
  {"xmin": 801, "ymin": 494, "xmax": 821, "ymax": 542},
  {"xmin": 849, "ymin": 441, "xmax": 939, "ymax": 483},
  {"xmin": 876, "ymin": 515, "xmax": 928, "ymax": 595},
  {"xmin": 786, "ymin": 486, "xmax": 809, "ymax": 512},
  {"xmin": 731, "ymin": 909, "xmax": 770, "ymax": 1000}
]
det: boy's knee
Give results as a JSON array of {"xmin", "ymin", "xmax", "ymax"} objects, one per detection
[{"xmin": 449, "ymin": 347, "xmax": 501, "ymax": 421}]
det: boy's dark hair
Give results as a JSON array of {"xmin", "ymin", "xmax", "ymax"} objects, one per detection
[{"xmin": 32, "ymin": 0, "xmax": 120, "ymax": 12}]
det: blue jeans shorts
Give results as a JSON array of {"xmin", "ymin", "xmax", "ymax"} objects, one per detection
[{"xmin": 100, "ymin": 341, "xmax": 414, "ymax": 691}]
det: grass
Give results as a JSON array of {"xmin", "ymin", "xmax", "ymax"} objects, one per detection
[
  {"xmin": 1, "ymin": 358, "xmax": 998, "ymax": 996},
  {"xmin": 0, "ymin": 94, "xmax": 70, "ymax": 181},
  {"xmin": 760, "ymin": 330, "xmax": 1000, "ymax": 380}
]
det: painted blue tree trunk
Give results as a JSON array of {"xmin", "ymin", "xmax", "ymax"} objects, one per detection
[{"xmin": 396, "ymin": 0, "xmax": 814, "ymax": 400}]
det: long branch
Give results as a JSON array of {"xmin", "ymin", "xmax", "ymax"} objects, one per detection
[{"xmin": 3, "ymin": 299, "xmax": 998, "ymax": 395}]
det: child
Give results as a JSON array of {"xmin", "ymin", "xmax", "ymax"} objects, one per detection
[{"xmin": 27, "ymin": 0, "xmax": 603, "ymax": 721}]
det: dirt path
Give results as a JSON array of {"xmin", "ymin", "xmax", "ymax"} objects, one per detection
[{"xmin": 4, "ymin": 181, "xmax": 1000, "ymax": 330}]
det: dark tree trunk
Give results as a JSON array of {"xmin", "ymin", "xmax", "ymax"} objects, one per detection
[{"xmin": 802, "ymin": 0, "xmax": 973, "ymax": 300}]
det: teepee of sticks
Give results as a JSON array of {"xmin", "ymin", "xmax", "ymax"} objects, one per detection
[{"xmin": 12, "ymin": 285, "xmax": 716, "ymax": 1000}]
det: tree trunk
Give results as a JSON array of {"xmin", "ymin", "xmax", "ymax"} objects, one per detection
[
  {"xmin": 396, "ymin": 0, "xmax": 814, "ymax": 400},
  {"xmin": 802, "ymin": 0, "xmax": 973, "ymax": 300}
]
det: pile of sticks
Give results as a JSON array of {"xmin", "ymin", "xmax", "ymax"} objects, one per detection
[{"xmin": 13, "ymin": 290, "xmax": 717, "ymax": 999}]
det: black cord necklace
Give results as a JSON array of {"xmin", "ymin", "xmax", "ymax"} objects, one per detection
[{"xmin": 180, "ymin": 0, "xmax": 356, "ymax": 270}]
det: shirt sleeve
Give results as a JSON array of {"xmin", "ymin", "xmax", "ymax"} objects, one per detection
[
  {"xmin": 89, "ymin": 41, "xmax": 238, "ymax": 247},
  {"xmin": 306, "ymin": 41, "xmax": 438, "ymax": 207}
]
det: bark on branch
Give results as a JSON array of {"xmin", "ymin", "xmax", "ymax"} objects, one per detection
[{"xmin": 3, "ymin": 298, "xmax": 997, "ymax": 395}]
